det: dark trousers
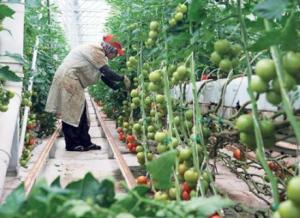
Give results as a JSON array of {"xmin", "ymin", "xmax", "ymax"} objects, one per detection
[{"xmin": 62, "ymin": 105, "xmax": 92, "ymax": 149}]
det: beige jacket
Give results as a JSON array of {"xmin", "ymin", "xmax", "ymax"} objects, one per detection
[{"xmin": 45, "ymin": 43, "xmax": 108, "ymax": 127}]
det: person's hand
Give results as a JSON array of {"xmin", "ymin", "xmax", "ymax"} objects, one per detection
[{"xmin": 123, "ymin": 76, "xmax": 131, "ymax": 90}]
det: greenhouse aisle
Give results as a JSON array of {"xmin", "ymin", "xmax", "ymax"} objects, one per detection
[
  {"xmin": 1, "ymin": 95, "xmax": 139, "ymax": 201},
  {"xmin": 40, "ymin": 96, "xmax": 139, "ymax": 188}
]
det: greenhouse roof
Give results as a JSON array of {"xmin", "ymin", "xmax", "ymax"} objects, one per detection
[{"xmin": 52, "ymin": 0, "xmax": 111, "ymax": 48}]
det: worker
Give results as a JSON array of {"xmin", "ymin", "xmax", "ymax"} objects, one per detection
[{"xmin": 45, "ymin": 34, "xmax": 130, "ymax": 152}]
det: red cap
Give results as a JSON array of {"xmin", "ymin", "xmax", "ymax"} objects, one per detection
[{"xmin": 103, "ymin": 34, "xmax": 125, "ymax": 56}]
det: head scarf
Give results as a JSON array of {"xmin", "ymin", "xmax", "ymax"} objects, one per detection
[{"xmin": 102, "ymin": 34, "xmax": 125, "ymax": 56}]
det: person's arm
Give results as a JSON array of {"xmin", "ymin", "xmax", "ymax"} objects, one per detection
[
  {"xmin": 101, "ymin": 76, "xmax": 120, "ymax": 90},
  {"xmin": 99, "ymin": 65, "xmax": 124, "ymax": 82}
]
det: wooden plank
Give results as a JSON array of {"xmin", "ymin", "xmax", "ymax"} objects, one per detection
[
  {"xmin": 90, "ymin": 98, "xmax": 137, "ymax": 189},
  {"xmin": 23, "ymin": 123, "xmax": 62, "ymax": 195}
]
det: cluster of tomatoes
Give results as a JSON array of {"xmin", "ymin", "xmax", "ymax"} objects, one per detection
[
  {"xmin": 20, "ymin": 113, "xmax": 37, "ymax": 167},
  {"xmin": 145, "ymin": 21, "xmax": 160, "ymax": 48},
  {"xmin": 251, "ymin": 52, "xmax": 300, "ymax": 106},
  {"xmin": 235, "ymin": 114, "xmax": 276, "ymax": 149},
  {"xmin": 21, "ymin": 91, "xmax": 33, "ymax": 107},
  {"xmin": 0, "ymin": 86, "xmax": 15, "ymax": 112},
  {"xmin": 210, "ymin": 39, "xmax": 242, "ymax": 72},
  {"xmin": 168, "ymin": 3, "xmax": 188, "ymax": 27},
  {"xmin": 275, "ymin": 176, "xmax": 300, "ymax": 218},
  {"xmin": 126, "ymin": 56, "xmax": 138, "ymax": 72}
]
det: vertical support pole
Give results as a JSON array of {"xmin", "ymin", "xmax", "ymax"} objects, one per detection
[{"xmin": 7, "ymin": 118, "xmax": 20, "ymax": 176}]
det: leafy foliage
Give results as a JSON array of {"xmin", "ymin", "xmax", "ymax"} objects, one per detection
[
  {"xmin": 0, "ymin": 173, "xmax": 234, "ymax": 218},
  {"xmin": 146, "ymin": 150, "xmax": 177, "ymax": 189}
]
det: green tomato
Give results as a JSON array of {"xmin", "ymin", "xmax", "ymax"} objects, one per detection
[
  {"xmin": 173, "ymin": 116, "xmax": 181, "ymax": 126},
  {"xmin": 169, "ymin": 19, "xmax": 177, "ymax": 27},
  {"xmin": 174, "ymin": 12, "xmax": 184, "ymax": 21},
  {"xmin": 0, "ymin": 104, "xmax": 8, "ymax": 112},
  {"xmin": 184, "ymin": 169, "xmax": 199, "ymax": 183},
  {"xmin": 266, "ymin": 91, "xmax": 282, "ymax": 105},
  {"xmin": 272, "ymin": 74, "xmax": 296, "ymax": 93},
  {"xmin": 210, "ymin": 51, "xmax": 222, "ymax": 65},
  {"xmin": 278, "ymin": 200, "xmax": 300, "ymax": 218},
  {"xmin": 178, "ymin": 4, "xmax": 188, "ymax": 13},
  {"xmin": 154, "ymin": 191, "xmax": 168, "ymax": 201},
  {"xmin": 255, "ymin": 59, "xmax": 276, "ymax": 82},
  {"xmin": 239, "ymin": 132, "xmax": 256, "ymax": 148},
  {"xmin": 136, "ymin": 145, "xmax": 144, "ymax": 153},
  {"xmin": 176, "ymin": 65, "xmax": 187, "ymax": 80},
  {"xmin": 147, "ymin": 125, "xmax": 155, "ymax": 132},
  {"xmin": 154, "ymin": 131, "xmax": 167, "ymax": 143},
  {"xmin": 179, "ymin": 148, "xmax": 192, "ymax": 161},
  {"xmin": 231, "ymin": 44, "xmax": 242, "ymax": 56},
  {"xmin": 131, "ymin": 89, "xmax": 138, "ymax": 98},
  {"xmin": 185, "ymin": 109, "xmax": 193, "ymax": 120},
  {"xmin": 250, "ymin": 75, "xmax": 268, "ymax": 93},
  {"xmin": 214, "ymin": 39, "xmax": 231, "ymax": 55},
  {"xmin": 149, "ymin": 70, "xmax": 162, "ymax": 83},
  {"xmin": 178, "ymin": 163, "xmax": 188, "ymax": 175},
  {"xmin": 219, "ymin": 58, "xmax": 233, "ymax": 72},
  {"xmin": 157, "ymin": 144, "xmax": 168, "ymax": 153},
  {"xmin": 150, "ymin": 21, "xmax": 159, "ymax": 30},
  {"xmin": 260, "ymin": 120, "xmax": 275, "ymax": 137},
  {"xmin": 147, "ymin": 132, "xmax": 155, "ymax": 140},
  {"xmin": 168, "ymin": 187, "xmax": 177, "ymax": 200},
  {"xmin": 148, "ymin": 82, "xmax": 159, "ymax": 92},
  {"xmin": 156, "ymin": 94, "xmax": 165, "ymax": 104},
  {"xmin": 133, "ymin": 123, "xmax": 142, "ymax": 132},
  {"xmin": 235, "ymin": 114, "xmax": 254, "ymax": 133},
  {"xmin": 283, "ymin": 51, "xmax": 300, "ymax": 75},
  {"xmin": 287, "ymin": 176, "xmax": 300, "ymax": 206},
  {"xmin": 149, "ymin": 30, "xmax": 158, "ymax": 39},
  {"xmin": 132, "ymin": 97, "xmax": 140, "ymax": 105}
]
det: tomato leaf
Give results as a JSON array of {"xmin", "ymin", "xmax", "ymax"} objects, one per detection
[
  {"xmin": 60, "ymin": 200, "xmax": 93, "ymax": 218},
  {"xmin": 248, "ymin": 30, "xmax": 281, "ymax": 51},
  {"xmin": 281, "ymin": 12, "xmax": 300, "ymax": 51},
  {"xmin": 0, "ymin": 184, "xmax": 25, "ymax": 216},
  {"xmin": 0, "ymin": 66, "xmax": 22, "ymax": 82},
  {"xmin": 254, "ymin": 0, "xmax": 288, "ymax": 20},
  {"xmin": 3, "ymin": 52, "xmax": 24, "ymax": 64},
  {"xmin": 0, "ymin": 4, "xmax": 15, "ymax": 20},
  {"xmin": 50, "ymin": 176, "xmax": 62, "ymax": 188},
  {"xmin": 182, "ymin": 195, "xmax": 234, "ymax": 216},
  {"xmin": 146, "ymin": 150, "xmax": 177, "ymax": 190},
  {"xmin": 66, "ymin": 172, "xmax": 101, "ymax": 200},
  {"xmin": 188, "ymin": 0, "xmax": 207, "ymax": 22}
]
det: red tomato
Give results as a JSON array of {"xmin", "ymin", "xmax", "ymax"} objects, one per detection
[
  {"xmin": 136, "ymin": 176, "xmax": 148, "ymax": 185},
  {"xmin": 130, "ymin": 146, "xmax": 137, "ymax": 153},
  {"xmin": 29, "ymin": 137, "xmax": 36, "ymax": 145},
  {"xmin": 181, "ymin": 182, "xmax": 191, "ymax": 193},
  {"xmin": 208, "ymin": 212, "xmax": 221, "ymax": 218},
  {"xmin": 127, "ymin": 143, "xmax": 134, "ymax": 149},
  {"xmin": 233, "ymin": 148, "xmax": 242, "ymax": 160},
  {"xmin": 127, "ymin": 135, "xmax": 136, "ymax": 143},
  {"xmin": 182, "ymin": 191, "xmax": 190, "ymax": 201},
  {"xmin": 117, "ymin": 127, "xmax": 123, "ymax": 133},
  {"xmin": 268, "ymin": 161, "xmax": 279, "ymax": 171}
]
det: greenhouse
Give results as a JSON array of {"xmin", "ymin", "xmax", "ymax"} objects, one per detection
[{"xmin": 0, "ymin": 0, "xmax": 300, "ymax": 217}]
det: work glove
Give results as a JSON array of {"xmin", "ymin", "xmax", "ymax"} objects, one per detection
[{"xmin": 123, "ymin": 75, "xmax": 131, "ymax": 90}]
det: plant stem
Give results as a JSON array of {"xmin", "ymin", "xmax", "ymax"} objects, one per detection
[
  {"xmin": 237, "ymin": 0, "xmax": 279, "ymax": 206},
  {"xmin": 264, "ymin": 19, "xmax": 300, "ymax": 173}
]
